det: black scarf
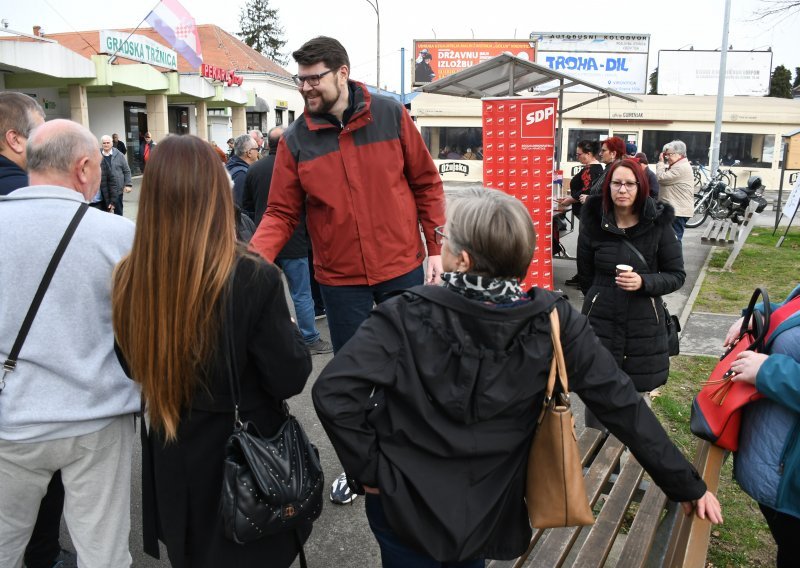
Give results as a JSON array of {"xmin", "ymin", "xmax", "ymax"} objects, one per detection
[{"xmin": 440, "ymin": 272, "xmax": 527, "ymax": 304}]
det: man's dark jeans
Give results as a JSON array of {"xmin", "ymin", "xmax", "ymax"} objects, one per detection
[{"xmin": 319, "ymin": 266, "xmax": 423, "ymax": 353}]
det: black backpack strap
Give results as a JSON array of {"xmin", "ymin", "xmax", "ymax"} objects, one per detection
[{"xmin": 1, "ymin": 202, "xmax": 89, "ymax": 391}]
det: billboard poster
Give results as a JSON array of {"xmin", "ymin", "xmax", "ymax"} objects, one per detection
[
  {"xmin": 412, "ymin": 40, "xmax": 536, "ymax": 85},
  {"xmin": 657, "ymin": 50, "xmax": 773, "ymax": 96},
  {"xmin": 529, "ymin": 31, "xmax": 650, "ymax": 94},
  {"xmin": 482, "ymin": 97, "xmax": 557, "ymax": 291}
]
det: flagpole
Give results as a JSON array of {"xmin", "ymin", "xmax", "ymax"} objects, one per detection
[{"xmin": 108, "ymin": 1, "xmax": 161, "ymax": 64}]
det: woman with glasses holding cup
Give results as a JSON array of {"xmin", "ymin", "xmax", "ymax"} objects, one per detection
[{"xmin": 577, "ymin": 159, "xmax": 685, "ymax": 430}]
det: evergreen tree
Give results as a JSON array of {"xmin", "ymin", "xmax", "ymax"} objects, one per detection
[
  {"xmin": 648, "ymin": 67, "xmax": 658, "ymax": 95},
  {"xmin": 238, "ymin": 0, "xmax": 287, "ymax": 65},
  {"xmin": 793, "ymin": 67, "xmax": 800, "ymax": 89},
  {"xmin": 768, "ymin": 65, "xmax": 792, "ymax": 98}
]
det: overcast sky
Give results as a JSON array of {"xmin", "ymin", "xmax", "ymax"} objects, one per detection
[{"xmin": 3, "ymin": 0, "xmax": 799, "ymax": 92}]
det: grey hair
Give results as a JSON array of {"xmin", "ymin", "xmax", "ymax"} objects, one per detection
[
  {"xmin": 101, "ymin": 134, "xmax": 112, "ymax": 143},
  {"xmin": 446, "ymin": 187, "xmax": 536, "ymax": 280},
  {"xmin": 663, "ymin": 140, "xmax": 687, "ymax": 156},
  {"xmin": 0, "ymin": 92, "xmax": 45, "ymax": 151},
  {"xmin": 26, "ymin": 120, "xmax": 98, "ymax": 174},
  {"xmin": 233, "ymin": 134, "xmax": 255, "ymax": 157}
]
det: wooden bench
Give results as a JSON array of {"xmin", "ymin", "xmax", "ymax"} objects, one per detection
[
  {"xmin": 699, "ymin": 203, "xmax": 760, "ymax": 271},
  {"xmin": 487, "ymin": 430, "xmax": 724, "ymax": 568}
]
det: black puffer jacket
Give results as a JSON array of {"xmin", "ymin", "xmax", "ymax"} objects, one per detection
[
  {"xmin": 577, "ymin": 196, "xmax": 684, "ymax": 391},
  {"xmin": 313, "ymin": 285, "xmax": 704, "ymax": 562}
]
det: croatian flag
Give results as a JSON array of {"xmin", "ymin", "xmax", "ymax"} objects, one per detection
[{"xmin": 145, "ymin": 0, "xmax": 203, "ymax": 69}]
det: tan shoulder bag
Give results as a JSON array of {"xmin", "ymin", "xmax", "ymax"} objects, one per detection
[{"xmin": 525, "ymin": 308, "xmax": 595, "ymax": 528}]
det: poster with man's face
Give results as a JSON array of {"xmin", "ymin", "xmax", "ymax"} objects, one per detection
[{"xmin": 413, "ymin": 40, "xmax": 536, "ymax": 85}]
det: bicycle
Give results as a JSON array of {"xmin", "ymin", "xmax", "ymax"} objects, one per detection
[
  {"xmin": 686, "ymin": 168, "xmax": 738, "ymax": 228},
  {"xmin": 692, "ymin": 161, "xmax": 734, "ymax": 189}
]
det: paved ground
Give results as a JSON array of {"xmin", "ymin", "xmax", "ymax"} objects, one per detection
[{"xmin": 56, "ymin": 179, "xmax": 789, "ymax": 566}]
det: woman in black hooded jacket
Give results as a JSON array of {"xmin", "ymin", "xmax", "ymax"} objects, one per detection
[
  {"xmin": 578, "ymin": 158, "xmax": 684, "ymax": 399},
  {"xmin": 314, "ymin": 187, "xmax": 718, "ymax": 567}
]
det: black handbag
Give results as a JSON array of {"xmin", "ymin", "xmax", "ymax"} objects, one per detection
[
  {"xmin": 620, "ymin": 239, "xmax": 680, "ymax": 356},
  {"xmin": 219, "ymin": 279, "xmax": 323, "ymax": 554}
]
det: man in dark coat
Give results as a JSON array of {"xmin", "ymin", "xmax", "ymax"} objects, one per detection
[
  {"xmin": 226, "ymin": 134, "xmax": 257, "ymax": 206},
  {"xmin": 243, "ymin": 127, "xmax": 332, "ymax": 355},
  {"xmin": 112, "ymin": 133, "xmax": 127, "ymax": 155},
  {"xmin": 99, "ymin": 135, "xmax": 133, "ymax": 215}
]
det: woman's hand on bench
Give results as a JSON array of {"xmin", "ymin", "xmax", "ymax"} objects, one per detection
[{"xmin": 681, "ymin": 491, "xmax": 723, "ymax": 524}]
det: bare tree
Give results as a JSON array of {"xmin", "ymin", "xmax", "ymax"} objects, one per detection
[{"xmin": 752, "ymin": 1, "xmax": 800, "ymax": 19}]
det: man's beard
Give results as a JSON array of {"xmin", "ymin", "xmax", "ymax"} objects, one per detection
[{"xmin": 305, "ymin": 82, "xmax": 341, "ymax": 116}]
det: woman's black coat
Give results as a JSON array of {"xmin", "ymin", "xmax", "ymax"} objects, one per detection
[
  {"xmin": 312, "ymin": 285, "xmax": 705, "ymax": 563},
  {"xmin": 577, "ymin": 195, "xmax": 685, "ymax": 391},
  {"xmin": 137, "ymin": 256, "xmax": 313, "ymax": 568}
]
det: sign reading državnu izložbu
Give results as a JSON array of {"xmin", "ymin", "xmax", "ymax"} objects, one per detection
[{"xmin": 100, "ymin": 30, "xmax": 178, "ymax": 70}]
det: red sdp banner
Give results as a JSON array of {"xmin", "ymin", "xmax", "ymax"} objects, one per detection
[
  {"xmin": 482, "ymin": 97, "xmax": 557, "ymax": 291},
  {"xmin": 413, "ymin": 40, "xmax": 536, "ymax": 85}
]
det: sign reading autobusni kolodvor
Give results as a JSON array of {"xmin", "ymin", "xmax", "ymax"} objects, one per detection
[
  {"xmin": 482, "ymin": 97, "xmax": 557, "ymax": 291},
  {"xmin": 100, "ymin": 30, "xmax": 178, "ymax": 70},
  {"xmin": 529, "ymin": 32, "xmax": 650, "ymax": 94}
]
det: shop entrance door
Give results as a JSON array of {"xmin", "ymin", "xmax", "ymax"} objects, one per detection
[{"xmin": 124, "ymin": 102, "xmax": 147, "ymax": 175}]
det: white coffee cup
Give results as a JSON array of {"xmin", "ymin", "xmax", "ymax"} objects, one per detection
[{"xmin": 616, "ymin": 264, "xmax": 633, "ymax": 276}]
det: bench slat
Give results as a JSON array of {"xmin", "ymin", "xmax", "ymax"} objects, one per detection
[
  {"xmin": 616, "ymin": 480, "xmax": 668, "ymax": 567},
  {"xmin": 662, "ymin": 440, "xmax": 724, "ymax": 568},
  {"xmin": 523, "ymin": 436, "xmax": 625, "ymax": 567},
  {"xmin": 571, "ymin": 454, "xmax": 645, "ymax": 568}
]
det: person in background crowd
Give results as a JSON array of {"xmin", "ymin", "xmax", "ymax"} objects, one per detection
[
  {"xmin": 210, "ymin": 141, "xmax": 228, "ymax": 163},
  {"xmin": 589, "ymin": 136, "xmax": 626, "ymax": 196},
  {"xmin": 242, "ymin": 126, "xmax": 333, "ymax": 356},
  {"xmin": 249, "ymin": 129, "xmax": 265, "ymax": 156},
  {"xmin": 462, "ymin": 148, "xmax": 476, "ymax": 160},
  {"xmin": 578, "ymin": 159, "xmax": 684, "ymax": 431},
  {"xmin": 226, "ymin": 137, "xmax": 235, "ymax": 158},
  {"xmin": 561, "ymin": 139, "xmax": 603, "ymax": 287},
  {"xmin": 249, "ymin": 35, "xmax": 445, "ymax": 506},
  {"xmin": 0, "ymin": 119, "xmax": 139, "ymax": 568},
  {"xmin": 112, "ymin": 133, "xmax": 127, "ymax": 155},
  {"xmin": 112, "ymin": 134, "xmax": 312, "ymax": 568},
  {"xmin": 476, "ymin": 145, "xmax": 483, "ymax": 160},
  {"xmin": 438, "ymin": 146, "xmax": 449, "ymax": 159},
  {"xmin": 0, "ymin": 91, "xmax": 75, "ymax": 568},
  {"xmin": 141, "ymin": 132, "xmax": 155, "ymax": 172},
  {"xmin": 656, "ymin": 140, "xmax": 695, "ymax": 241},
  {"xmin": 226, "ymin": 134, "xmax": 258, "ymax": 206},
  {"xmin": 726, "ymin": 284, "xmax": 800, "ymax": 568},
  {"xmin": 625, "ymin": 141, "xmax": 637, "ymax": 157},
  {"xmin": 0, "ymin": 92, "xmax": 45, "ymax": 196},
  {"xmin": 313, "ymin": 187, "xmax": 721, "ymax": 568},
  {"xmin": 635, "ymin": 152, "xmax": 660, "ymax": 199},
  {"xmin": 99, "ymin": 134, "xmax": 132, "ymax": 216},
  {"xmin": 446, "ymin": 147, "xmax": 462, "ymax": 159}
]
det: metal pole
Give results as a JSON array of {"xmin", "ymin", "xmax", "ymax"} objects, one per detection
[
  {"xmin": 556, "ymin": 78, "xmax": 564, "ymax": 170},
  {"xmin": 400, "ymin": 47, "xmax": 405, "ymax": 105},
  {"xmin": 774, "ymin": 138, "xmax": 789, "ymax": 233},
  {"xmin": 364, "ymin": 0, "xmax": 380, "ymax": 92},
  {"xmin": 710, "ymin": 0, "xmax": 732, "ymax": 174},
  {"xmin": 508, "ymin": 63, "xmax": 514, "ymax": 96}
]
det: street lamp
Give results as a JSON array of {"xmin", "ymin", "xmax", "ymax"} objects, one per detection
[{"xmin": 364, "ymin": 0, "xmax": 380, "ymax": 92}]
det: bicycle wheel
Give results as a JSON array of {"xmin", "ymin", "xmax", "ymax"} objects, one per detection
[
  {"xmin": 694, "ymin": 169, "xmax": 702, "ymax": 187},
  {"xmin": 686, "ymin": 192, "xmax": 711, "ymax": 228},
  {"xmin": 718, "ymin": 172, "xmax": 732, "ymax": 187}
]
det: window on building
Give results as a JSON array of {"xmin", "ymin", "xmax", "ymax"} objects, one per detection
[
  {"xmin": 208, "ymin": 108, "xmax": 229, "ymax": 117},
  {"xmin": 288, "ymin": 110, "xmax": 295, "ymax": 124},
  {"xmin": 642, "ymin": 130, "xmax": 712, "ymax": 165},
  {"xmin": 565, "ymin": 129, "xmax": 609, "ymax": 161},
  {"xmin": 247, "ymin": 112, "xmax": 265, "ymax": 132},
  {"xmin": 720, "ymin": 133, "xmax": 775, "ymax": 168},
  {"xmin": 275, "ymin": 109, "xmax": 284, "ymax": 126},
  {"xmin": 420, "ymin": 126, "xmax": 484, "ymax": 159}
]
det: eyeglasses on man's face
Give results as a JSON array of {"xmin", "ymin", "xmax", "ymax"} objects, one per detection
[
  {"xmin": 434, "ymin": 225, "xmax": 448, "ymax": 245},
  {"xmin": 292, "ymin": 69, "xmax": 333, "ymax": 87},
  {"xmin": 610, "ymin": 180, "xmax": 638, "ymax": 192}
]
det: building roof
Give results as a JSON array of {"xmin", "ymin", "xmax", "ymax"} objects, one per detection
[{"xmin": 4, "ymin": 25, "xmax": 290, "ymax": 77}]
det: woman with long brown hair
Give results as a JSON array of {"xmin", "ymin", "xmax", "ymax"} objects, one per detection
[{"xmin": 112, "ymin": 135, "xmax": 312, "ymax": 568}]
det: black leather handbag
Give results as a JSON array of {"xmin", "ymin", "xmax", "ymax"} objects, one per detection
[{"xmin": 219, "ymin": 282, "xmax": 323, "ymax": 552}]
